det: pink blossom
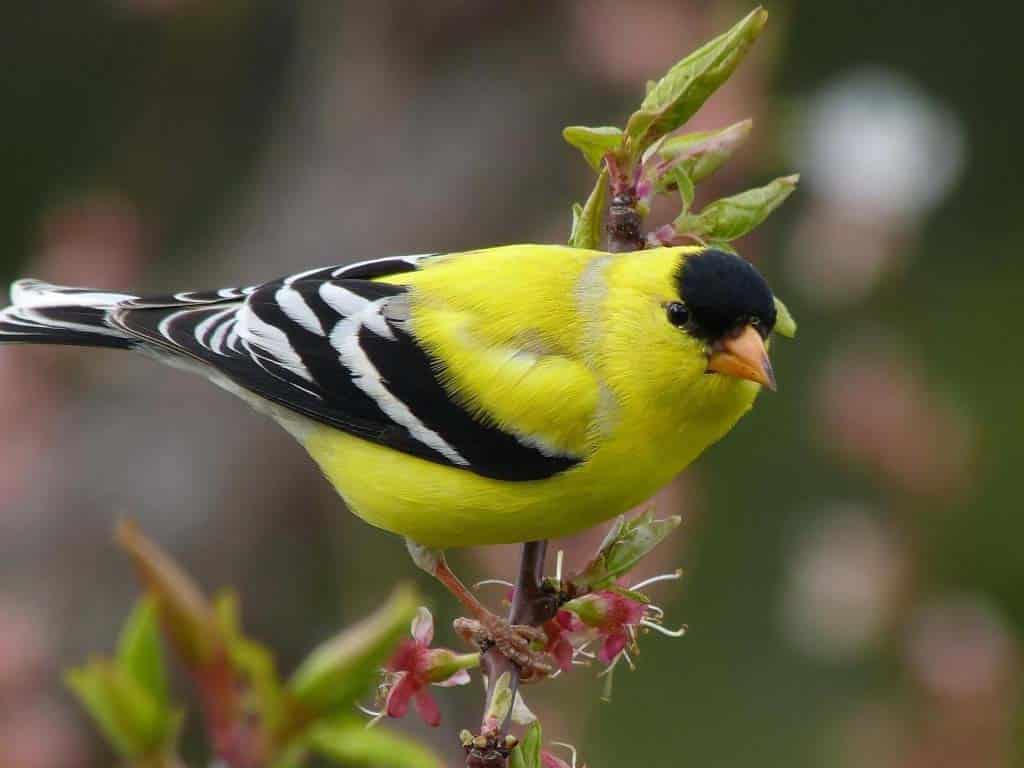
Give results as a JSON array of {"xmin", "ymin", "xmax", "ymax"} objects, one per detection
[
  {"xmin": 383, "ymin": 608, "xmax": 473, "ymax": 727},
  {"xmin": 563, "ymin": 580, "xmax": 685, "ymax": 668},
  {"xmin": 543, "ymin": 610, "xmax": 584, "ymax": 672},
  {"xmin": 573, "ymin": 591, "xmax": 646, "ymax": 664}
]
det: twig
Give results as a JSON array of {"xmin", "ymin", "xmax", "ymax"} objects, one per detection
[
  {"xmin": 468, "ymin": 541, "xmax": 555, "ymax": 767},
  {"xmin": 604, "ymin": 154, "xmax": 645, "ymax": 253}
]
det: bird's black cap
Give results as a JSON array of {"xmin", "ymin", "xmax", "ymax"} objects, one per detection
[{"xmin": 676, "ymin": 249, "xmax": 776, "ymax": 341}]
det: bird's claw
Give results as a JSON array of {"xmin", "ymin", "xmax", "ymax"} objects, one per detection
[{"xmin": 454, "ymin": 616, "xmax": 554, "ymax": 682}]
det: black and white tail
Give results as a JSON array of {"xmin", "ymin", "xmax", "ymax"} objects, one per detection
[{"xmin": 0, "ymin": 280, "xmax": 140, "ymax": 349}]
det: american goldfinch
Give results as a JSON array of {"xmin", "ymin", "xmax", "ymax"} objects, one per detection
[
  {"xmin": 0, "ymin": 244, "xmax": 778, "ymax": 547},
  {"xmin": 1, "ymin": 244, "xmax": 781, "ymax": 662}
]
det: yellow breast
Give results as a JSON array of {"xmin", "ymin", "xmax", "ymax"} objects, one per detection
[{"xmin": 302, "ymin": 377, "xmax": 754, "ymax": 547}]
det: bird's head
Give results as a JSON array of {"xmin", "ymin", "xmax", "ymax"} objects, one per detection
[{"xmin": 597, "ymin": 246, "xmax": 781, "ymax": 429}]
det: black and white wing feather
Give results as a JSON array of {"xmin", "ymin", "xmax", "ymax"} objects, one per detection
[{"xmin": 23, "ymin": 254, "xmax": 583, "ymax": 481}]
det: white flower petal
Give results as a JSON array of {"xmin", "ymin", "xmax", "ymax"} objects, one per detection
[{"xmin": 411, "ymin": 606, "xmax": 434, "ymax": 645}]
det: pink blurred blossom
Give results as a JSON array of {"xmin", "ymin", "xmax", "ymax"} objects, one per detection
[
  {"xmin": 907, "ymin": 594, "xmax": 1016, "ymax": 703},
  {"xmin": 0, "ymin": 600, "xmax": 87, "ymax": 767},
  {"xmin": 567, "ymin": 0, "xmax": 706, "ymax": 86},
  {"xmin": 0, "ymin": 699, "xmax": 88, "ymax": 768},
  {"xmin": 902, "ymin": 594, "xmax": 1018, "ymax": 768},
  {"xmin": 0, "ymin": 195, "xmax": 146, "ymax": 508},
  {"xmin": 815, "ymin": 337, "xmax": 976, "ymax": 500}
]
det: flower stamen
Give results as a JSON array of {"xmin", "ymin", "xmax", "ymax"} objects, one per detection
[
  {"xmin": 550, "ymin": 742, "xmax": 579, "ymax": 768},
  {"xmin": 631, "ymin": 569, "xmax": 684, "ymax": 591},
  {"xmin": 356, "ymin": 703, "xmax": 385, "ymax": 728},
  {"xmin": 473, "ymin": 578, "xmax": 516, "ymax": 590},
  {"xmin": 640, "ymin": 618, "xmax": 688, "ymax": 637}
]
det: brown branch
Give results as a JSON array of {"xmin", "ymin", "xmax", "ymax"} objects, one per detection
[
  {"xmin": 466, "ymin": 541, "xmax": 556, "ymax": 768},
  {"xmin": 605, "ymin": 154, "xmax": 645, "ymax": 253}
]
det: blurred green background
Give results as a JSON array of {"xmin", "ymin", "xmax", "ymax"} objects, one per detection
[{"xmin": 0, "ymin": 2, "xmax": 1020, "ymax": 766}]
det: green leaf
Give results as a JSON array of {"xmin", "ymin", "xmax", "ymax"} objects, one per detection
[
  {"xmin": 569, "ymin": 167, "xmax": 608, "ymax": 250},
  {"xmin": 569, "ymin": 203, "xmax": 583, "ymax": 242},
  {"xmin": 773, "ymin": 296, "xmax": 797, "ymax": 338},
  {"xmin": 562, "ymin": 125, "xmax": 624, "ymax": 171},
  {"xmin": 570, "ymin": 509, "xmax": 682, "ymax": 592},
  {"xmin": 682, "ymin": 174, "xmax": 799, "ymax": 242},
  {"xmin": 270, "ymin": 744, "xmax": 308, "ymax": 768},
  {"xmin": 509, "ymin": 721, "xmax": 543, "ymax": 768},
  {"xmin": 286, "ymin": 584, "xmax": 418, "ymax": 720},
  {"xmin": 484, "ymin": 671, "xmax": 515, "ymax": 726},
  {"xmin": 625, "ymin": 7, "xmax": 767, "ymax": 153},
  {"xmin": 661, "ymin": 166, "xmax": 695, "ymax": 213},
  {"xmin": 509, "ymin": 688, "xmax": 538, "ymax": 726},
  {"xmin": 214, "ymin": 591, "xmax": 283, "ymax": 731},
  {"xmin": 116, "ymin": 597, "xmax": 168, "ymax": 709},
  {"xmin": 66, "ymin": 662, "xmax": 166, "ymax": 758},
  {"xmin": 308, "ymin": 718, "xmax": 442, "ymax": 768},
  {"xmin": 646, "ymin": 119, "xmax": 752, "ymax": 186},
  {"xmin": 603, "ymin": 511, "xmax": 681, "ymax": 579}
]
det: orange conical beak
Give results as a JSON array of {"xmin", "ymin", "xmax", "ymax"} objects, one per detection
[{"xmin": 706, "ymin": 324, "xmax": 776, "ymax": 391}]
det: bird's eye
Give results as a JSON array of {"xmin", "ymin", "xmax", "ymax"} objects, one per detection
[{"xmin": 666, "ymin": 302, "xmax": 689, "ymax": 328}]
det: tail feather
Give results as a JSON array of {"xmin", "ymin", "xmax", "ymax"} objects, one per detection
[{"xmin": 0, "ymin": 279, "xmax": 139, "ymax": 349}]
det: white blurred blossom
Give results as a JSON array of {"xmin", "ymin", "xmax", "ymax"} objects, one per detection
[
  {"xmin": 795, "ymin": 68, "xmax": 965, "ymax": 215},
  {"xmin": 785, "ymin": 69, "xmax": 966, "ymax": 307}
]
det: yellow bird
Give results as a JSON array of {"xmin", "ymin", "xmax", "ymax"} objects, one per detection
[{"xmin": 0, "ymin": 244, "xmax": 783, "ymax": 665}]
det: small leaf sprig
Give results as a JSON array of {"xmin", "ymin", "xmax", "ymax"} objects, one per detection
[
  {"xmin": 66, "ymin": 598, "xmax": 183, "ymax": 768},
  {"xmin": 67, "ymin": 521, "xmax": 444, "ymax": 768},
  {"xmin": 549, "ymin": 510, "xmax": 690, "ymax": 701},
  {"xmin": 564, "ymin": 6, "xmax": 798, "ymax": 256},
  {"xmin": 69, "ymin": 514, "xmax": 684, "ymax": 767}
]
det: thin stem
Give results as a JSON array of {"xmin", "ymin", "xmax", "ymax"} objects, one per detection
[{"xmin": 470, "ymin": 541, "xmax": 552, "ymax": 767}]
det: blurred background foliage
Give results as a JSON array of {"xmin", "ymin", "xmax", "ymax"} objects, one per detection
[{"xmin": 0, "ymin": 1, "xmax": 1020, "ymax": 766}]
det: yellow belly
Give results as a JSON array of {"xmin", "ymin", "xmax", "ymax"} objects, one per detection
[{"xmin": 301, "ymin": 386, "xmax": 754, "ymax": 547}]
